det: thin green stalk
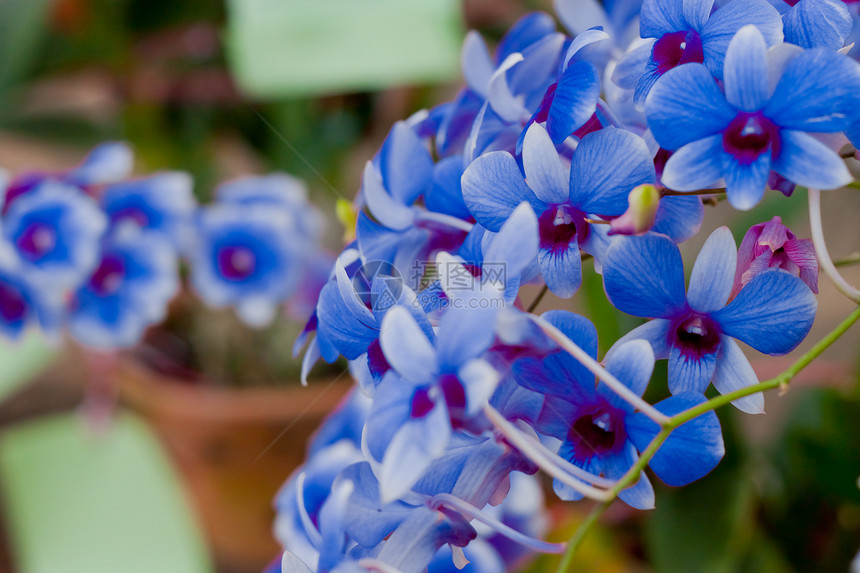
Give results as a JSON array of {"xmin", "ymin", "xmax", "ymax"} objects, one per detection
[
  {"xmin": 527, "ymin": 285, "xmax": 549, "ymax": 313},
  {"xmin": 834, "ymin": 252, "xmax": 860, "ymax": 267},
  {"xmin": 555, "ymin": 305, "xmax": 860, "ymax": 573}
]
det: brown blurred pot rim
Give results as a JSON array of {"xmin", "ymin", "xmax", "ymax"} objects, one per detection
[{"xmin": 117, "ymin": 358, "xmax": 352, "ymax": 424}]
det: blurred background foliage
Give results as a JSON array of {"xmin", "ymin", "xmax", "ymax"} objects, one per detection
[{"xmin": 0, "ymin": 0, "xmax": 857, "ymax": 572}]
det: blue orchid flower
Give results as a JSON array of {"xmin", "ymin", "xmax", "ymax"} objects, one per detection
[
  {"xmin": 316, "ymin": 258, "xmax": 433, "ymax": 395},
  {"xmin": 420, "ymin": 12, "xmax": 559, "ymax": 158},
  {"xmin": 101, "ymin": 172, "xmax": 195, "ymax": 250},
  {"xmin": 274, "ymin": 442, "xmax": 365, "ymax": 570},
  {"xmin": 513, "ymin": 313, "xmax": 725, "ymax": 505},
  {"xmin": 602, "ymin": 227, "xmax": 817, "ymax": 413},
  {"xmin": 462, "ymin": 124, "xmax": 655, "ymax": 298},
  {"xmin": 364, "ymin": 304, "xmax": 501, "ymax": 502},
  {"xmin": 646, "ymin": 25, "xmax": 860, "ymax": 209},
  {"xmin": 0, "ymin": 247, "xmax": 61, "ymax": 341},
  {"xmin": 430, "ymin": 202, "xmax": 540, "ymax": 309},
  {"xmin": 356, "ymin": 122, "xmax": 473, "ymax": 292},
  {"xmin": 429, "ymin": 13, "xmax": 560, "ymax": 158},
  {"xmin": 613, "ymin": 0, "xmax": 783, "ymax": 106},
  {"xmin": 2, "ymin": 181, "xmax": 107, "ymax": 290},
  {"xmin": 466, "ymin": 28, "xmax": 609, "ymax": 162},
  {"xmin": 67, "ymin": 230, "xmax": 178, "ymax": 349}
]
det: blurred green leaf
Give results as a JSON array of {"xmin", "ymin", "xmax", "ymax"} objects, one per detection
[
  {"xmin": 225, "ymin": 0, "xmax": 464, "ymax": 98},
  {"xmin": 775, "ymin": 389, "xmax": 860, "ymax": 504},
  {"xmin": 0, "ymin": 332, "xmax": 56, "ymax": 404},
  {"xmin": 0, "ymin": 0, "xmax": 53, "ymax": 91},
  {"xmin": 761, "ymin": 388, "xmax": 860, "ymax": 571},
  {"xmin": 740, "ymin": 531, "xmax": 794, "ymax": 573},
  {"xmin": 645, "ymin": 411, "xmax": 755, "ymax": 573}
]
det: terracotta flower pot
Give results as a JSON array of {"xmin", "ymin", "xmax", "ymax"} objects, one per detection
[{"xmin": 118, "ymin": 360, "xmax": 351, "ymax": 573}]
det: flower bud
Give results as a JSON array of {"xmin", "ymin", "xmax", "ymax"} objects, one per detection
[
  {"xmin": 608, "ymin": 184, "xmax": 660, "ymax": 236},
  {"xmin": 732, "ymin": 216, "xmax": 818, "ymax": 298}
]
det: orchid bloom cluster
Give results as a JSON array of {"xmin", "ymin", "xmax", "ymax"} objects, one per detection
[
  {"xmin": 0, "ymin": 143, "xmax": 327, "ymax": 349},
  {"xmin": 278, "ymin": 0, "xmax": 860, "ymax": 571}
]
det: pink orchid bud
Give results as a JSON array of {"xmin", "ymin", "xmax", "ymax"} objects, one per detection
[
  {"xmin": 732, "ymin": 216, "xmax": 818, "ymax": 298},
  {"xmin": 608, "ymin": 184, "xmax": 660, "ymax": 236}
]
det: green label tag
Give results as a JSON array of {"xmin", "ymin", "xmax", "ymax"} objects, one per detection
[{"xmin": 226, "ymin": 0, "xmax": 465, "ymax": 98}]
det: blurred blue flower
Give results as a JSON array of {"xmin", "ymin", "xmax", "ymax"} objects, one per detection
[
  {"xmin": 0, "ymin": 247, "xmax": 61, "ymax": 341},
  {"xmin": 67, "ymin": 230, "xmax": 178, "ymax": 349},
  {"xmin": 101, "ymin": 172, "xmax": 195, "ymax": 250},
  {"xmin": 189, "ymin": 202, "xmax": 301, "ymax": 327},
  {"xmin": 2, "ymin": 181, "xmax": 106, "ymax": 290}
]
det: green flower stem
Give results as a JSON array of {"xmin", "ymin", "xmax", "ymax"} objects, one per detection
[
  {"xmin": 834, "ymin": 252, "xmax": 860, "ymax": 267},
  {"xmin": 554, "ymin": 304, "xmax": 860, "ymax": 573}
]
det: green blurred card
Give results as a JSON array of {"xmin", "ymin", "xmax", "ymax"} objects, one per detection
[
  {"xmin": 0, "ymin": 414, "xmax": 213, "ymax": 573},
  {"xmin": 0, "ymin": 331, "xmax": 56, "ymax": 404},
  {"xmin": 226, "ymin": 0, "xmax": 464, "ymax": 98}
]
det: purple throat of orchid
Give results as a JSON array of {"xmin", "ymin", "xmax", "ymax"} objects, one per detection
[
  {"xmin": 216, "ymin": 244, "xmax": 257, "ymax": 281},
  {"xmin": 89, "ymin": 255, "xmax": 126, "ymax": 297},
  {"xmin": 0, "ymin": 283, "xmax": 28, "ymax": 323},
  {"xmin": 539, "ymin": 204, "xmax": 590, "ymax": 253},
  {"xmin": 16, "ymin": 222, "xmax": 58, "ymax": 262},
  {"xmin": 652, "ymin": 30, "xmax": 704, "ymax": 74},
  {"xmin": 567, "ymin": 401, "xmax": 626, "ymax": 463},
  {"xmin": 367, "ymin": 338, "xmax": 391, "ymax": 381},
  {"xmin": 411, "ymin": 374, "xmax": 468, "ymax": 428},
  {"xmin": 672, "ymin": 312, "xmax": 721, "ymax": 358},
  {"xmin": 723, "ymin": 113, "xmax": 781, "ymax": 165}
]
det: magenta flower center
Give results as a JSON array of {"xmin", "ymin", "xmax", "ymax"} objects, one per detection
[
  {"xmin": 410, "ymin": 374, "xmax": 467, "ymax": 426},
  {"xmin": 673, "ymin": 313, "xmax": 721, "ymax": 358},
  {"xmin": 410, "ymin": 386, "xmax": 435, "ymax": 418},
  {"xmin": 366, "ymin": 338, "xmax": 391, "ymax": 381},
  {"xmin": 723, "ymin": 113, "xmax": 780, "ymax": 164},
  {"xmin": 652, "ymin": 30, "xmax": 704, "ymax": 74},
  {"xmin": 217, "ymin": 245, "xmax": 256, "ymax": 280},
  {"xmin": 0, "ymin": 283, "xmax": 27, "ymax": 322},
  {"xmin": 17, "ymin": 222, "xmax": 57, "ymax": 261},
  {"xmin": 90, "ymin": 255, "xmax": 126, "ymax": 296},
  {"xmin": 539, "ymin": 204, "xmax": 589, "ymax": 253},
  {"xmin": 568, "ymin": 404, "xmax": 625, "ymax": 461}
]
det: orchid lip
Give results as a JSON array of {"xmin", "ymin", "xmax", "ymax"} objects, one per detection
[
  {"xmin": 723, "ymin": 112, "xmax": 780, "ymax": 165},
  {"xmin": 567, "ymin": 401, "xmax": 626, "ymax": 463},
  {"xmin": 538, "ymin": 204, "xmax": 589, "ymax": 253},
  {"xmin": 672, "ymin": 312, "xmax": 721, "ymax": 358},
  {"xmin": 652, "ymin": 30, "xmax": 704, "ymax": 75}
]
